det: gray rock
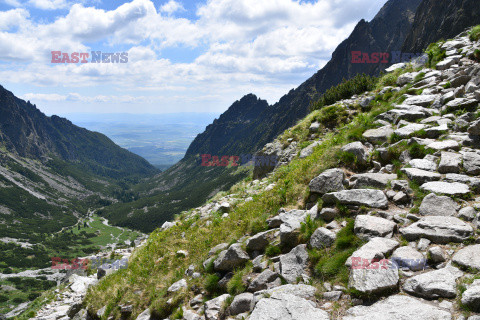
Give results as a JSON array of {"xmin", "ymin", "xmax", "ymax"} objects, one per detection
[
  {"xmin": 254, "ymin": 284, "xmax": 317, "ymax": 300},
  {"xmin": 438, "ymin": 151, "xmax": 462, "ymax": 173},
  {"xmin": 402, "ymin": 266, "xmax": 463, "ymax": 299},
  {"xmin": 246, "ymin": 230, "xmax": 276, "ymax": 252},
  {"xmin": 345, "ymin": 237, "xmax": 399, "ymax": 267},
  {"xmin": 463, "ymin": 152, "xmax": 480, "ymax": 175},
  {"xmin": 420, "ymin": 181, "xmax": 470, "ymax": 196},
  {"xmin": 308, "ymin": 168, "xmax": 344, "ymax": 194},
  {"xmin": 280, "ymin": 220, "xmax": 302, "ymax": 248},
  {"xmin": 395, "ymin": 123, "xmax": 427, "ymax": 138},
  {"xmin": 363, "ymin": 126, "xmax": 394, "ymax": 144},
  {"xmin": 348, "ymin": 263, "xmax": 399, "ymax": 294},
  {"xmin": 204, "ymin": 294, "xmax": 230, "ymax": 320},
  {"xmin": 279, "ymin": 245, "xmax": 309, "ymax": 284},
  {"xmin": 393, "ymin": 191, "xmax": 409, "ymax": 204},
  {"xmin": 417, "ymin": 238, "xmax": 431, "ymax": 251},
  {"xmin": 402, "ymin": 168, "xmax": 441, "ymax": 184},
  {"xmin": 391, "ymin": 180, "xmax": 410, "ymax": 192},
  {"xmin": 214, "ymin": 244, "xmax": 250, "ymax": 271},
  {"xmin": 452, "ymin": 244, "xmax": 480, "ymax": 271},
  {"xmin": 309, "ymin": 122, "xmax": 320, "ymax": 133},
  {"xmin": 209, "ymin": 243, "xmax": 229, "ymax": 256},
  {"xmin": 400, "ymin": 216, "xmax": 474, "ymax": 244},
  {"xmin": 341, "ymin": 142, "xmax": 370, "ymax": 166},
  {"xmin": 458, "ymin": 207, "xmax": 476, "ymax": 221},
  {"xmin": 252, "ymin": 255, "xmax": 267, "ymax": 272},
  {"xmin": 390, "ymin": 246, "xmax": 426, "ymax": 271},
  {"xmin": 299, "ymin": 141, "xmax": 320, "ymax": 159},
  {"xmin": 343, "ymin": 295, "xmax": 452, "ymax": 320},
  {"xmin": 248, "ymin": 270, "xmax": 279, "ymax": 292},
  {"xmin": 249, "ymin": 292, "xmax": 329, "ymax": 320},
  {"xmin": 323, "ymin": 290, "xmax": 342, "ymax": 301},
  {"xmin": 409, "ymin": 158, "xmax": 437, "ymax": 171},
  {"xmin": 267, "ymin": 209, "xmax": 307, "ymax": 228},
  {"xmin": 323, "ymin": 189, "xmax": 388, "ymax": 209},
  {"xmin": 419, "ymin": 193, "xmax": 459, "ymax": 216},
  {"xmin": 182, "ymin": 308, "xmax": 201, "ymax": 320},
  {"xmin": 461, "ymin": 279, "xmax": 480, "ymax": 312},
  {"xmin": 467, "ymin": 119, "xmax": 480, "ymax": 136},
  {"xmin": 428, "ymin": 246, "xmax": 447, "ymax": 264},
  {"xmin": 354, "ymin": 215, "xmax": 396, "ymax": 240},
  {"xmin": 228, "ymin": 293, "xmax": 254, "ymax": 316},
  {"xmin": 426, "ymin": 140, "xmax": 460, "ymax": 151},
  {"xmin": 136, "ymin": 309, "xmax": 150, "ymax": 320},
  {"xmin": 168, "ymin": 279, "xmax": 187, "ymax": 293},
  {"xmin": 319, "ymin": 208, "xmax": 338, "ymax": 222},
  {"xmin": 436, "ymin": 59, "xmax": 456, "ymax": 70},
  {"xmin": 397, "ymin": 72, "xmax": 416, "ymax": 85},
  {"xmin": 309, "ymin": 227, "xmax": 336, "ymax": 249},
  {"xmin": 404, "ymin": 95, "xmax": 437, "ymax": 107},
  {"xmin": 349, "ymin": 173, "xmax": 397, "ymax": 189},
  {"xmin": 450, "ymin": 75, "xmax": 471, "ymax": 88},
  {"xmin": 444, "ymin": 98, "xmax": 478, "ymax": 112}
]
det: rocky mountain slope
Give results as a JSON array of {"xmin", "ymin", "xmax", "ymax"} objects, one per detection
[
  {"xmin": 97, "ymin": 0, "xmax": 423, "ymax": 233},
  {"xmin": 61, "ymin": 27, "xmax": 480, "ymax": 320}
]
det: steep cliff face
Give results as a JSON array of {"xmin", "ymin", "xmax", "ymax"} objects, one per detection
[
  {"xmin": 0, "ymin": 85, "xmax": 158, "ymax": 179},
  {"xmin": 402, "ymin": 0, "xmax": 480, "ymax": 53},
  {"xmin": 185, "ymin": 94, "xmax": 269, "ymax": 156}
]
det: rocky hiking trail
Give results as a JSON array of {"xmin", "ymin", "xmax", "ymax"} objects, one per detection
[{"xmin": 28, "ymin": 28, "xmax": 480, "ymax": 320}]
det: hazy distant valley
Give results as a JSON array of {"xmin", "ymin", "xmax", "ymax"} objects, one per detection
[{"xmin": 65, "ymin": 113, "xmax": 219, "ymax": 169}]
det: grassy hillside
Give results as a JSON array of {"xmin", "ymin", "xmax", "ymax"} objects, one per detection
[{"xmin": 84, "ymin": 65, "xmax": 416, "ymax": 319}]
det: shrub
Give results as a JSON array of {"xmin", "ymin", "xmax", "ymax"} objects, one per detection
[
  {"xmin": 316, "ymin": 104, "xmax": 349, "ymax": 128},
  {"xmin": 204, "ymin": 274, "xmax": 221, "ymax": 295},
  {"xmin": 426, "ymin": 42, "xmax": 446, "ymax": 68},
  {"xmin": 265, "ymin": 245, "xmax": 282, "ymax": 257},
  {"xmin": 227, "ymin": 265, "xmax": 251, "ymax": 295},
  {"xmin": 310, "ymin": 74, "xmax": 377, "ymax": 111},
  {"xmin": 469, "ymin": 25, "xmax": 480, "ymax": 42},
  {"xmin": 299, "ymin": 215, "xmax": 322, "ymax": 243}
]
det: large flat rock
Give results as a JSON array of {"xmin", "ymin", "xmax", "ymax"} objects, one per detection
[
  {"xmin": 452, "ymin": 244, "xmax": 480, "ymax": 271},
  {"xmin": 343, "ymin": 295, "xmax": 452, "ymax": 320},
  {"xmin": 403, "ymin": 266, "xmax": 463, "ymax": 299},
  {"xmin": 400, "ymin": 216, "xmax": 473, "ymax": 244},
  {"xmin": 349, "ymin": 173, "xmax": 397, "ymax": 189},
  {"xmin": 348, "ymin": 267, "xmax": 399, "ymax": 294},
  {"xmin": 402, "ymin": 168, "xmax": 441, "ymax": 184},
  {"xmin": 419, "ymin": 193, "xmax": 459, "ymax": 216},
  {"xmin": 309, "ymin": 168, "xmax": 345, "ymax": 194},
  {"xmin": 249, "ymin": 292, "xmax": 329, "ymax": 320},
  {"xmin": 354, "ymin": 215, "xmax": 396, "ymax": 239},
  {"xmin": 323, "ymin": 189, "xmax": 388, "ymax": 209},
  {"xmin": 420, "ymin": 181, "xmax": 470, "ymax": 196},
  {"xmin": 345, "ymin": 237, "xmax": 399, "ymax": 267}
]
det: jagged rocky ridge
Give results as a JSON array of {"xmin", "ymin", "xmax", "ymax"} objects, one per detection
[{"xmin": 50, "ymin": 28, "xmax": 480, "ymax": 320}]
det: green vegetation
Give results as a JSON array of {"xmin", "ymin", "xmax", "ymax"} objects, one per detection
[
  {"xmin": 310, "ymin": 74, "xmax": 377, "ymax": 111},
  {"xmin": 84, "ymin": 69, "xmax": 412, "ymax": 319},
  {"xmin": 426, "ymin": 42, "xmax": 446, "ymax": 68},
  {"xmin": 0, "ymin": 277, "xmax": 56, "ymax": 315},
  {"xmin": 311, "ymin": 219, "xmax": 363, "ymax": 285},
  {"xmin": 469, "ymin": 25, "xmax": 480, "ymax": 42}
]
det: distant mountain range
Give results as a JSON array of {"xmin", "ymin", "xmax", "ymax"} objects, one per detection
[{"xmin": 0, "ymin": 86, "xmax": 158, "ymax": 179}]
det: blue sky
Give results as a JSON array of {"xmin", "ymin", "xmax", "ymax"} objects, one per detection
[{"xmin": 0, "ymin": 0, "xmax": 387, "ymax": 115}]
